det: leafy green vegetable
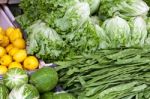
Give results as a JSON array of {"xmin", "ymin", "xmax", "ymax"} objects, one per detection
[
  {"xmin": 19, "ymin": 0, "xmax": 79, "ymax": 29},
  {"xmin": 55, "ymin": 2, "xmax": 90, "ymax": 33},
  {"xmin": 99, "ymin": 0, "xmax": 149, "ymax": 19},
  {"xmin": 129, "ymin": 16, "xmax": 147, "ymax": 46},
  {"xmin": 55, "ymin": 47, "xmax": 150, "ymax": 98},
  {"xmin": 80, "ymin": 0, "xmax": 101, "ymax": 14},
  {"xmin": 26, "ymin": 20, "xmax": 65, "ymax": 61},
  {"xmin": 65, "ymin": 20, "xmax": 102, "ymax": 55},
  {"xmin": 102, "ymin": 16, "xmax": 131, "ymax": 48}
]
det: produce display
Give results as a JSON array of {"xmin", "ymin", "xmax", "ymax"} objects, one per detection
[
  {"xmin": 0, "ymin": 27, "xmax": 39, "ymax": 75},
  {"xmin": 0, "ymin": 67, "xmax": 74, "ymax": 99},
  {"xmin": 1, "ymin": 0, "xmax": 150, "ymax": 99},
  {"xmin": 16, "ymin": 0, "xmax": 150, "ymax": 62}
]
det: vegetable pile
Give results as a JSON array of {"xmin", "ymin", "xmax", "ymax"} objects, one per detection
[
  {"xmin": 17, "ymin": 0, "xmax": 150, "ymax": 61},
  {"xmin": 14, "ymin": 0, "xmax": 150, "ymax": 99},
  {"xmin": 55, "ymin": 47, "xmax": 150, "ymax": 99},
  {"xmin": 0, "ymin": 67, "xmax": 75, "ymax": 99}
]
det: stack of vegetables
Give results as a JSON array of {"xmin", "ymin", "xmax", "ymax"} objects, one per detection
[
  {"xmin": 0, "ymin": 27, "xmax": 39, "ymax": 75},
  {"xmin": 0, "ymin": 67, "xmax": 75, "ymax": 99},
  {"xmin": 13, "ymin": 0, "xmax": 150, "ymax": 99},
  {"xmin": 16, "ymin": 0, "xmax": 150, "ymax": 61}
]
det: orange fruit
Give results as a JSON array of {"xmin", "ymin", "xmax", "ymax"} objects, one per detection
[
  {"xmin": 8, "ymin": 47, "xmax": 19, "ymax": 56},
  {"xmin": 0, "ymin": 47, "xmax": 6, "ymax": 57},
  {"xmin": 6, "ymin": 44, "xmax": 13, "ymax": 53},
  {"xmin": 13, "ymin": 49, "xmax": 27, "ymax": 62},
  {"xmin": 23, "ymin": 56, "xmax": 39, "ymax": 70},
  {"xmin": 8, "ymin": 62, "xmax": 22, "ymax": 69},
  {"xmin": 9, "ymin": 28, "xmax": 22, "ymax": 43},
  {"xmin": 1, "ymin": 36, "xmax": 9, "ymax": 47},
  {"xmin": 6, "ymin": 27, "xmax": 15, "ymax": 37},
  {"xmin": 0, "ymin": 55, "xmax": 12, "ymax": 66},
  {"xmin": 0, "ymin": 65, "xmax": 7, "ymax": 75},
  {"xmin": 12, "ymin": 38, "xmax": 26, "ymax": 49}
]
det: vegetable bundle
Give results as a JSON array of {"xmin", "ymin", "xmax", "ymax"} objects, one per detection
[{"xmin": 55, "ymin": 47, "xmax": 150, "ymax": 99}]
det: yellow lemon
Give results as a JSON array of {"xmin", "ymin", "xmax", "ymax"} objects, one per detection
[
  {"xmin": 6, "ymin": 44, "xmax": 13, "ymax": 53},
  {"xmin": 23, "ymin": 56, "xmax": 39, "ymax": 70},
  {"xmin": 8, "ymin": 62, "xmax": 22, "ymax": 69},
  {"xmin": 0, "ymin": 65, "xmax": 7, "ymax": 75},
  {"xmin": 12, "ymin": 38, "xmax": 26, "ymax": 49},
  {"xmin": 6, "ymin": 27, "xmax": 15, "ymax": 37},
  {"xmin": 0, "ymin": 33, "xmax": 4, "ymax": 44},
  {"xmin": 0, "ymin": 47, "xmax": 6, "ymax": 57},
  {"xmin": 13, "ymin": 49, "xmax": 27, "ymax": 62},
  {"xmin": 0, "ymin": 55, "xmax": 12, "ymax": 66},
  {"xmin": 9, "ymin": 28, "xmax": 22, "ymax": 43},
  {"xmin": 0, "ymin": 27, "xmax": 5, "ymax": 35},
  {"xmin": 8, "ymin": 47, "xmax": 19, "ymax": 56},
  {"xmin": 1, "ymin": 36, "xmax": 9, "ymax": 47}
]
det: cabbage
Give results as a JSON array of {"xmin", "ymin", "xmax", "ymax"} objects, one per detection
[
  {"xmin": 129, "ymin": 16, "xmax": 147, "ymax": 46},
  {"xmin": 9, "ymin": 84, "xmax": 39, "ymax": 99},
  {"xmin": 118, "ymin": 0, "xmax": 149, "ymax": 18},
  {"xmin": 99, "ymin": 0, "xmax": 149, "ymax": 19},
  {"xmin": 102, "ymin": 16, "xmax": 131, "ymax": 48},
  {"xmin": 55, "ymin": 2, "xmax": 90, "ymax": 33},
  {"xmin": 26, "ymin": 20, "xmax": 65, "ymax": 61},
  {"xmin": 80, "ymin": 0, "xmax": 101, "ymax": 14}
]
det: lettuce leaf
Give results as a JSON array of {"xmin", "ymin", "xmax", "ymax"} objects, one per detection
[
  {"xmin": 55, "ymin": 2, "xmax": 90, "ymax": 33},
  {"xmin": 80, "ymin": 0, "xmax": 101, "ymax": 14},
  {"xmin": 129, "ymin": 16, "xmax": 147, "ymax": 46},
  {"xmin": 19, "ymin": 0, "xmax": 79, "ymax": 29},
  {"xmin": 26, "ymin": 20, "xmax": 65, "ymax": 61},
  {"xmin": 99, "ymin": 0, "xmax": 149, "ymax": 19},
  {"xmin": 102, "ymin": 16, "xmax": 131, "ymax": 48}
]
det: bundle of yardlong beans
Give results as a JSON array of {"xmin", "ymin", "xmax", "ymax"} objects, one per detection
[{"xmin": 55, "ymin": 47, "xmax": 150, "ymax": 99}]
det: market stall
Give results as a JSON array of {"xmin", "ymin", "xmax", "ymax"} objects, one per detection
[{"xmin": 1, "ymin": 0, "xmax": 150, "ymax": 99}]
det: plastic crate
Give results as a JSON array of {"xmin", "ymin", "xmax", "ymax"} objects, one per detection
[{"xmin": 0, "ymin": 6, "xmax": 14, "ymax": 30}]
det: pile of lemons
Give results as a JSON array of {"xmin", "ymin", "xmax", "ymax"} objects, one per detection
[{"xmin": 0, "ymin": 27, "xmax": 39, "ymax": 75}]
